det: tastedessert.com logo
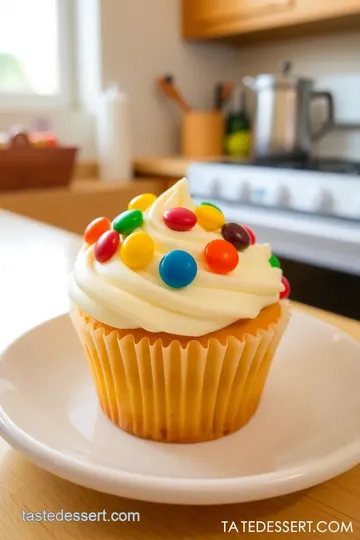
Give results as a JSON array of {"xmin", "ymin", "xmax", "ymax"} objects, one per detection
[
  {"xmin": 21, "ymin": 510, "xmax": 140, "ymax": 523},
  {"xmin": 221, "ymin": 520, "xmax": 353, "ymax": 534}
]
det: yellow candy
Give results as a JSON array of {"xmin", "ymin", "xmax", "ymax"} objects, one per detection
[
  {"xmin": 195, "ymin": 205, "xmax": 225, "ymax": 231},
  {"xmin": 128, "ymin": 193, "xmax": 157, "ymax": 212},
  {"xmin": 120, "ymin": 231, "xmax": 155, "ymax": 269}
]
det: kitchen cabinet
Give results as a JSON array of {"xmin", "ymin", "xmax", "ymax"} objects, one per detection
[
  {"xmin": 182, "ymin": 0, "xmax": 360, "ymax": 40},
  {"xmin": 183, "ymin": 0, "xmax": 294, "ymax": 32}
]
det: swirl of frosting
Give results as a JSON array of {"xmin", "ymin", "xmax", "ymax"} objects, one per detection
[{"xmin": 68, "ymin": 178, "xmax": 283, "ymax": 336}]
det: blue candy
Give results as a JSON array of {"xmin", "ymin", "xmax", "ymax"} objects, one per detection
[{"xmin": 159, "ymin": 250, "xmax": 197, "ymax": 289}]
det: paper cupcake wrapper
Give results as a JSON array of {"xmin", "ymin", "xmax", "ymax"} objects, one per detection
[{"xmin": 71, "ymin": 302, "xmax": 290, "ymax": 443}]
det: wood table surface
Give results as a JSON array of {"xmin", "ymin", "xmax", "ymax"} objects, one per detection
[{"xmin": 1, "ymin": 210, "xmax": 359, "ymax": 539}]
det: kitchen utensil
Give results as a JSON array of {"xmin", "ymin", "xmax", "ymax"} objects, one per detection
[
  {"xmin": 157, "ymin": 75, "xmax": 191, "ymax": 112},
  {"xmin": 214, "ymin": 82, "xmax": 234, "ymax": 110},
  {"xmin": 1, "ymin": 311, "xmax": 360, "ymax": 504},
  {"xmin": 243, "ymin": 62, "xmax": 334, "ymax": 160},
  {"xmin": 221, "ymin": 82, "xmax": 235, "ymax": 105},
  {"xmin": 182, "ymin": 111, "xmax": 224, "ymax": 158},
  {"xmin": 214, "ymin": 83, "xmax": 223, "ymax": 110}
]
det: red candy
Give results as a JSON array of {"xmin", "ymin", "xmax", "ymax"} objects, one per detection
[
  {"xmin": 280, "ymin": 276, "xmax": 291, "ymax": 299},
  {"xmin": 84, "ymin": 217, "xmax": 111, "ymax": 245},
  {"xmin": 204, "ymin": 239, "xmax": 239, "ymax": 274},
  {"xmin": 94, "ymin": 230, "xmax": 120, "ymax": 263},
  {"xmin": 163, "ymin": 207, "xmax": 197, "ymax": 232},
  {"xmin": 243, "ymin": 225, "xmax": 256, "ymax": 245}
]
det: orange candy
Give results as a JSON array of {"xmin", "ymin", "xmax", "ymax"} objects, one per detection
[
  {"xmin": 204, "ymin": 239, "xmax": 239, "ymax": 274},
  {"xmin": 84, "ymin": 217, "xmax": 111, "ymax": 244}
]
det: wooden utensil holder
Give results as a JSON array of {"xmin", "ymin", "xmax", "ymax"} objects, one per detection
[
  {"xmin": 181, "ymin": 111, "xmax": 224, "ymax": 158},
  {"xmin": 0, "ymin": 132, "xmax": 78, "ymax": 191}
]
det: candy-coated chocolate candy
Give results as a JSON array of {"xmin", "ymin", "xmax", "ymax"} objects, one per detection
[
  {"xmin": 159, "ymin": 250, "xmax": 197, "ymax": 289},
  {"xmin": 128, "ymin": 193, "xmax": 157, "ymax": 212},
  {"xmin": 84, "ymin": 217, "xmax": 111, "ymax": 245},
  {"xmin": 94, "ymin": 230, "xmax": 120, "ymax": 263},
  {"xmin": 195, "ymin": 205, "xmax": 225, "ymax": 232},
  {"xmin": 269, "ymin": 254, "xmax": 281, "ymax": 268},
  {"xmin": 204, "ymin": 239, "xmax": 239, "ymax": 274},
  {"xmin": 280, "ymin": 276, "xmax": 291, "ymax": 299},
  {"xmin": 45, "ymin": 134, "xmax": 58, "ymax": 147},
  {"xmin": 199, "ymin": 201, "xmax": 223, "ymax": 214},
  {"xmin": 32, "ymin": 138, "xmax": 47, "ymax": 148},
  {"xmin": 242, "ymin": 225, "xmax": 256, "ymax": 245},
  {"xmin": 221, "ymin": 222, "xmax": 250, "ymax": 251},
  {"xmin": 163, "ymin": 207, "xmax": 197, "ymax": 232},
  {"xmin": 121, "ymin": 231, "xmax": 155, "ymax": 269},
  {"xmin": 112, "ymin": 209, "xmax": 143, "ymax": 235}
]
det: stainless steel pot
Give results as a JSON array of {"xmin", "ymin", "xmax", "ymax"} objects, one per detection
[{"xmin": 243, "ymin": 62, "xmax": 334, "ymax": 160}]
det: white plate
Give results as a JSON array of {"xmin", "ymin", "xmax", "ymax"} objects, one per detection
[{"xmin": 0, "ymin": 311, "xmax": 360, "ymax": 505}]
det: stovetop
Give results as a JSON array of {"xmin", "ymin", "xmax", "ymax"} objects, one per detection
[
  {"xmin": 187, "ymin": 159, "xmax": 360, "ymax": 221},
  {"xmin": 222, "ymin": 159, "xmax": 360, "ymax": 175},
  {"xmin": 187, "ymin": 159, "xmax": 360, "ymax": 277}
]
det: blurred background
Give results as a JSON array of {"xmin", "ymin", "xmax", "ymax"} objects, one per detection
[{"xmin": 0, "ymin": 0, "xmax": 359, "ymax": 319}]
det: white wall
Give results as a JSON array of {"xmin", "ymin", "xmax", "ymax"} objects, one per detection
[
  {"xmin": 76, "ymin": 0, "xmax": 102, "ymax": 114},
  {"xmin": 99, "ymin": 0, "xmax": 239, "ymax": 156},
  {"xmin": 236, "ymin": 31, "xmax": 360, "ymax": 160}
]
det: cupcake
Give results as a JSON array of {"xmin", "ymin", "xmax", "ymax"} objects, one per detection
[{"xmin": 68, "ymin": 178, "xmax": 290, "ymax": 443}]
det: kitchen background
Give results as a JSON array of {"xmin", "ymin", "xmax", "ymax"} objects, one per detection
[
  {"xmin": 1, "ymin": 0, "xmax": 359, "ymax": 319},
  {"xmin": 2, "ymin": 0, "xmax": 360, "ymax": 158}
]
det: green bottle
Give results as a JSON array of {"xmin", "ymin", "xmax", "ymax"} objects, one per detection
[{"xmin": 225, "ymin": 88, "xmax": 251, "ymax": 158}]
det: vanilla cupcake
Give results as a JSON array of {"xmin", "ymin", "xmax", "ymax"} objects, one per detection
[{"xmin": 68, "ymin": 178, "xmax": 290, "ymax": 443}]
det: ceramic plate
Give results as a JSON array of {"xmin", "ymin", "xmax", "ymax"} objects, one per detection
[{"xmin": 0, "ymin": 311, "xmax": 360, "ymax": 505}]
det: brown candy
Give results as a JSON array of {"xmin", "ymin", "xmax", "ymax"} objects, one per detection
[{"xmin": 221, "ymin": 222, "xmax": 251, "ymax": 251}]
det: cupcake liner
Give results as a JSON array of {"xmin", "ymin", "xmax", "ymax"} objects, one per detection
[{"xmin": 71, "ymin": 302, "xmax": 290, "ymax": 443}]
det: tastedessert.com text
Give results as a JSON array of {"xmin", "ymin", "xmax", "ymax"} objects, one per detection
[{"xmin": 22, "ymin": 509, "xmax": 140, "ymax": 523}]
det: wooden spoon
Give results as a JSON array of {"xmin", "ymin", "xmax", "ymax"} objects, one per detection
[{"xmin": 157, "ymin": 75, "xmax": 191, "ymax": 112}]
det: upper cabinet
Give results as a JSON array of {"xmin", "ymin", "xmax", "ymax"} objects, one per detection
[
  {"xmin": 182, "ymin": 0, "xmax": 360, "ymax": 40},
  {"xmin": 184, "ymin": 0, "xmax": 294, "ymax": 29}
]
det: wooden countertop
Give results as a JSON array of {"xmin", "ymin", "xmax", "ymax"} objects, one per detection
[
  {"xmin": 1, "ymin": 211, "xmax": 360, "ymax": 539},
  {"xmin": 134, "ymin": 156, "xmax": 243, "ymax": 178},
  {"xmin": 0, "ymin": 178, "xmax": 167, "ymax": 235},
  {"xmin": 134, "ymin": 156, "xmax": 196, "ymax": 178},
  {"xmin": 77, "ymin": 156, "xmax": 231, "ymax": 181}
]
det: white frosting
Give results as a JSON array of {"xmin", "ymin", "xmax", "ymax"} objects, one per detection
[{"xmin": 68, "ymin": 178, "xmax": 283, "ymax": 336}]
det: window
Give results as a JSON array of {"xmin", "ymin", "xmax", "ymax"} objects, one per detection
[{"xmin": 0, "ymin": 0, "xmax": 73, "ymax": 108}]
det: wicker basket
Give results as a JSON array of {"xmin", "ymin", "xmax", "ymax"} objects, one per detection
[{"xmin": 0, "ymin": 132, "xmax": 78, "ymax": 191}]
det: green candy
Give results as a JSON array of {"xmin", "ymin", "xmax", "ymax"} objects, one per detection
[
  {"xmin": 112, "ymin": 209, "xmax": 143, "ymax": 235},
  {"xmin": 199, "ymin": 201, "xmax": 223, "ymax": 214},
  {"xmin": 269, "ymin": 254, "xmax": 281, "ymax": 268}
]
